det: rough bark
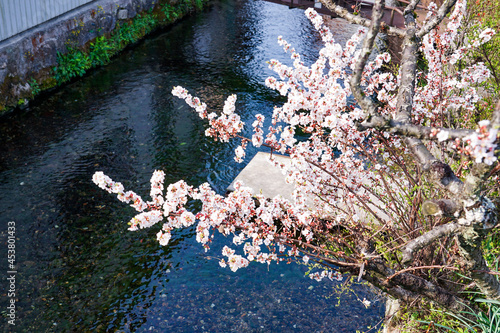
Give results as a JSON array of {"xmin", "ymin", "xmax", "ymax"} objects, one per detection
[
  {"xmin": 456, "ymin": 198, "xmax": 500, "ymax": 300},
  {"xmin": 364, "ymin": 258, "xmax": 468, "ymax": 312},
  {"xmin": 350, "ymin": 0, "xmax": 385, "ymax": 116},
  {"xmin": 402, "ymin": 222, "xmax": 463, "ymax": 263}
]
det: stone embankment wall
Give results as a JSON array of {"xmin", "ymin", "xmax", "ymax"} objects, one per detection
[{"xmin": 0, "ymin": 0, "xmax": 201, "ymax": 115}]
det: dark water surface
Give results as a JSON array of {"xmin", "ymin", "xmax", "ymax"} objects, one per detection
[{"xmin": 0, "ymin": 0, "xmax": 384, "ymax": 331}]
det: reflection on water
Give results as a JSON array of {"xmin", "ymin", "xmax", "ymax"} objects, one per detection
[{"xmin": 0, "ymin": 0, "xmax": 384, "ymax": 331}]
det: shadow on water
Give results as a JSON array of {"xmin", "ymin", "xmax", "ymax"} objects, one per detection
[{"xmin": 0, "ymin": 0, "xmax": 384, "ymax": 331}]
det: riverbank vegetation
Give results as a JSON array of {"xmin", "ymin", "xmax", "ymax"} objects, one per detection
[
  {"xmin": 51, "ymin": 0, "xmax": 207, "ymax": 85},
  {"xmin": 93, "ymin": 0, "xmax": 499, "ymax": 332}
]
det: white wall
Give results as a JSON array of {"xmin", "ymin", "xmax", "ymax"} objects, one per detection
[{"xmin": 0, "ymin": 0, "xmax": 95, "ymax": 41}]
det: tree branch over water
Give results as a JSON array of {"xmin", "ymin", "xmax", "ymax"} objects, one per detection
[{"xmin": 93, "ymin": 0, "xmax": 500, "ymax": 318}]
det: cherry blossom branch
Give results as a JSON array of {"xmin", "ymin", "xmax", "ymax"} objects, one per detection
[
  {"xmin": 275, "ymin": 236, "xmax": 361, "ymax": 267},
  {"xmin": 358, "ymin": 118, "xmax": 475, "ymax": 141},
  {"xmin": 305, "ymin": 158, "xmax": 389, "ymax": 226},
  {"xmin": 92, "ymin": 1, "xmax": 500, "ymax": 310}
]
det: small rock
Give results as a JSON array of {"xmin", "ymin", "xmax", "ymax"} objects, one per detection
[{"xmin": 117, "ymin": 9, "xmax": 128, "ymax": 20}]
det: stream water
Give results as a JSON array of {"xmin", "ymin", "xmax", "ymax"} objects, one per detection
[{"xmin": 0, "ymin": 0, "xmax": 385, "ymax": 331}]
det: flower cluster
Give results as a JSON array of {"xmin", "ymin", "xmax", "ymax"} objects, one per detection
[
  {"xmin": 172, "ymin": 86, "xmax": 243, "ymax": 142},
  {"xmin": 219, "ymin": 245, "xmax": 250, "ymax": 272},
  {"xmin": 465, "ymin": 120, "xmax": 499, "ymax": 165},
  {"xmin": 92, "ymin": 171, "xmax": 147, "ymax": 212},
  {"xmin": 416, "ymin": 0, "xmax": 493, "ymax": 129},
  {"xmin": 309, "ymin": 270, "xmax": 343, "ymax": 282}
]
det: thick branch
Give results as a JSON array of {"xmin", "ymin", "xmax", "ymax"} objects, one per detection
[
  {"xmin": 428, "ymin": 160, "xmax": 464, "ymax": 194},
  {"xmin": 357, "ymin": 117, "xmax": 475, "ymax": 140},
  {"xmin": 402, "ymin": 222, "xmax": 463, "ymax": 264},
  {"xmin": 394, "ymin": 0, "xmax": 450, "ymax": 184},
  {"xmin": 402, "ymin": 0, "xmax": 421, "ymax": 14},
  {"xmin": 458, "ymin": 227, "xmax": 500, "ymax": 300},
  {"xmin": 394, "ymin": 17, "xmax": 418, "ymax": 122},
  {"xmin": 363, "ymin": 271, "xmax": 421, "ymax": 304},
  {"xmin": 318, "ymin": 0, "xmax": 405, "ymax": 37},
  {"xmin": 289, "ymin": 236, "xmax": 468, "ymax": 311},
  {"xmin": 417, "ymin": 0, "xmax": 458, "ymax": 38},
  {"xmin": 392, "ymin": 6, "xmax": 442, "ymax": 174},
  {"xmin": 365, "ymin": 258, "xmax": 468, "ymax": 312},
  {"xmin": 349, "ymin": 0, "xmax": 385, "ymax": 117},
  {"xmin": 421, "ymin": 199, "xmax": 460, "ymax": 216}
]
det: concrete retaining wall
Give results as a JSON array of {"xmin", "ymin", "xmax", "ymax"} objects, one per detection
[{"xmin": 0, "ymin": 0, "xmax": 188, "ymax": 114}]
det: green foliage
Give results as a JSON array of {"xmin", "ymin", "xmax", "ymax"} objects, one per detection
[
  {"xmin": 161, "ymin": 4, "xmax": 180, "ymax": 21},
  {"xmin": 89, "ymin": 36, "xmax": 112, "ymax": 67},
  {"xmin": 52, "ymin": 8, "xmax": 162, "ymax": 85},
  {"xmin": 482, "ymin": 230, "xmax": 500, "ymax": 272},
  {"xmin": 179, "ymin": 0, "xmax": 193, "ymax": 14},
  {"xmin": 54, "ymin": 48, "xmax": 91, "ymax": 84},
  {"xmin": 420, "ymin": 299, "xmax": 500, "ymax": 333},
  {"xmin": 28, "ymin": 78, "xmax": 41, "ymax": 96},
  {"xmin": 194, "ymin": 0, "xmax": 205, "ymax": 10},
  {"xmin": 114, "ymin": 13, "xmax": 158, "ymax": 48},
  {"xmin": 170, "ymin": 0, "xmax": 206, "ymax": 16},
  {"xmin": 133, "ymin": 13, "xmax": 158, "ymax": 36},
  {"xmin": 390, "ymin": 301, "xmax": 470, "ymax": 333},
  {"xmin": 116, "ymin": 22, "xmax": 135, "ymax": 46}
]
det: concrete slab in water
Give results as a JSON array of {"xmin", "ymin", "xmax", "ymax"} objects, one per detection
[
  {"xmin": 227, "ymin": 151, "xmax": 391, "ymax": 223},
  {"xmin": 227, "ymin": 152, "xmax": 295, "ymax": 200}
]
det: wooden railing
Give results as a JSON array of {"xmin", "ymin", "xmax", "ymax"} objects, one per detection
[{"xmin": 262, "ymin": 0, "xmax": 405, "ymax": 28}]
